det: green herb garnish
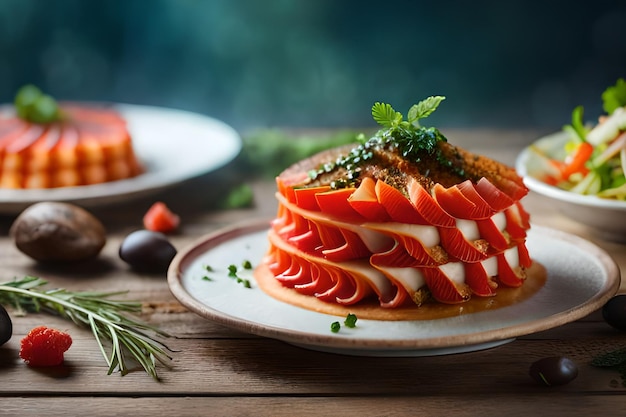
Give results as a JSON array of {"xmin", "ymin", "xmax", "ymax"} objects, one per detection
[
  {"xmin": 242, "ymin": 260, "xmax": 253, "ymax": 270},
  {"xmin": 239, "ymin": 129, "xmax": 359, "ymax": 179},
  {"xmin": 330, "ymin": 321, "xmax": 341, "ymax": 333},
  {"xmin": 372, "ymin": 96, "xmax": 445, "ymax": 129},
  {"xmin": 370, "ymin": 97, "xmax": 449, "ymax": 163},
  {"xmin": 344, "ymin": 313, "xmax": 358, "ymax": 328},
  {"xmin": 222, "ymin": 184, "xmax": 254, "ymax": 209},
  {"xmin": 0, "ymin": 276, "xmax": 171, "ymax": 381},
  {"xmin": 310, "ymin": 96, "xmax": 451, "ymax": 188},
  {"xmin": 566, "ymin": 105, "xmax": 588, "ymax": 142},
  {"xmin": 225, "ymin": 264, "xmax": 252, "ymax": 288},
  {"xmin": 602, "ymin": 78, "xmax": 626, "ymax": 115},
  {"xmin": 591, "ymin": 347, "xmax": 626, "ymax": 386},
  {"xmin": 14, "ymin": 85, "xmax": 62, "ymax": 124}
]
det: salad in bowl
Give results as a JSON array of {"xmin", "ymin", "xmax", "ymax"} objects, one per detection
[{"xmin": 516, "ymin": 78, "xmax": 626, "ymax": 240}]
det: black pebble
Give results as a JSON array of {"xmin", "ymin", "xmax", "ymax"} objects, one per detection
[
  {"xmin": 0, "ymin": 304, "xmax": 12, "ymax": 346},
  {"xmin": 529, "ymin": 356, "xmax": 578, "ymax": 386},
  {"xmin": 119, "ymin": 230, "xmax": 177, "ymax": 273},
  {"xmin": 602, "ymin": 295, "xmax": 626, "ymax": 331}
]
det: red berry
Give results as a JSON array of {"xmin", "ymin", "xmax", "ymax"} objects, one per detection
[{"xmin": 19, "ymin": 326, "xmax": 72, "ymax": 367}]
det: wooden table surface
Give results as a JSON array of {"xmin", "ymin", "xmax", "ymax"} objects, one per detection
[{"xmin": 0, "ymin": 129, "xmax": 625, "ymax": 417}]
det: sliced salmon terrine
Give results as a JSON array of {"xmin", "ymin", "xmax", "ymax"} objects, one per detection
[{"xmin": 0, "ymin": 86, "xmax": 142, "ymax": 189}]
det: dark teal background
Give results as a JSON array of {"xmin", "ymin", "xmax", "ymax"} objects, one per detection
[{"xmin": 1, "ymin": 0, "xmax": 625, "ymax": 131}]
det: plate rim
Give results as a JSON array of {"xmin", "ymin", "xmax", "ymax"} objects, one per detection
[{"xmin": 167, "ymin": 219, "xmax": 621, "ymax": 353}]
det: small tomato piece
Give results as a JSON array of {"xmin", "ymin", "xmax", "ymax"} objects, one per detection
[
  {"xmin": 562, "ymin": 142, "xmax": 593, "ymax": 179},
  {"xmin": 143, "ymin": 202, "xmax": 180, "ymax": 233}
]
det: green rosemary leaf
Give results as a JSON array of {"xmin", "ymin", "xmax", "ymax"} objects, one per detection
[{"xmin": 0, "ymin": 276, "xmax": 172, "ymax": 381}]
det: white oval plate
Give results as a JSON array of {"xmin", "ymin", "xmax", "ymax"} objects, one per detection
[
  {"xmin": 0, "ymin": 104, "xmax": 241, "ymax": 213},
  {"xmin": 168, "ymin": 220, "xmax": 620, "ymax": 356}
]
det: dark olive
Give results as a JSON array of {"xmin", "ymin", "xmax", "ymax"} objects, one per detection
[
  {"xmin": 529, "ymin": 356, "xmax": 578, "ymax": 386},
  {"xmin": 0, "ymin": 304, "xmax": 12, "ymax": 346},
  {"xmin": 602, "ymin": 295, "xmax": 626, "ymax": 331},
  {"xmin": 119, "ymin": 230, "xmax": 177, "ymax": 273}
]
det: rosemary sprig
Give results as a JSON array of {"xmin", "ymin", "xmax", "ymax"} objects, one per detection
[{"xmin": 0, "ymin": 276, "xmax": 172, "ymax": 381}]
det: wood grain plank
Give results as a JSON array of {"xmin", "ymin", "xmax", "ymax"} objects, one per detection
[
  {"xmin": 0, "ymin": 394, "xmax": 621, "ymax": 417},
  {"xmin": 1, "ymin": 326, "xmax": 625, "ymax": 396}
]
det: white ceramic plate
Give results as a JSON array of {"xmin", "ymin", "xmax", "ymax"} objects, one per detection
[
  {"xmin": 516, "ymin": 131, "xmax": 626, "ymax": 240},
  {"xmin": 168, "ymin": 220, "xmax": 620, "ymax": 356},
  {"xmin": 0, "ymin": 104, "xmax": 241, "ymax": 214}
]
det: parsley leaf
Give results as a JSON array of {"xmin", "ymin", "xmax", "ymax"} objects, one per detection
[
  {"xmin": 372, "ymin": 102, "xmax": 403, "ymax": 128},
  {"xmin": 407, "ymin": 96, "xmax": 445, "ymax": 127},
  {"xmin": 602, "ymin": 78, "xmax": 626, "ymax": 114}
]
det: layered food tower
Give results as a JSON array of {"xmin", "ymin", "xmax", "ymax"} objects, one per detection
[
  {"xmin": 262, "ymin": 97, "xmax": 532, "ymax": 309},
  {"xmin": 0, "ymin": 86, "xmax": 142, "ymax": 189}
]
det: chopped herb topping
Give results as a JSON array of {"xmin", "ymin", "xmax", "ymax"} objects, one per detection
[
  {"xmin": 344, "ymin": 313, "xmax": 358, "ymax": 328},
  {"xmin": 330, "ymin": 314, "xmax": 359, "ymax": 333},
  {"xmin": 201, "ymin": 263, "xmax": 252, "ymax": 288}
]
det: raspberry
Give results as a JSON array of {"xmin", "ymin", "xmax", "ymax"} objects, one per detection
[{"xmin": 19, "ymin": 326, "xmax": 72, "ymax": 367}]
